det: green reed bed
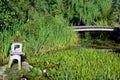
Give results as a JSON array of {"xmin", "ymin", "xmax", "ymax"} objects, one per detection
[
  {"xmin": 0, "ymin": 23, "xmax": 23, "ymax": 64},
  {"xmin": 0, "ymin": 14, "xmax": 78, "ymax": 64},
  {"xmin": 0, "ymin": 30, "xmax": 11, "ymax": 63},
  {"xmin": 26, "ymin": 48, "xmax": 120, "ymax": 80},
  {"xmin": 21, "ymin": 14, "xmax": 78, "ymax": 54}
]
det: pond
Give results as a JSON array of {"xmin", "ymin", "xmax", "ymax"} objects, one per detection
[{"xmin": 78, "ymin": 31, "xmax": 120, "ymax": 53}]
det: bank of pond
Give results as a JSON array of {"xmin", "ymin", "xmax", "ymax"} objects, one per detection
[{"xmin": 2, "ymin": 48, "xmax": 119, "ymax": 80}]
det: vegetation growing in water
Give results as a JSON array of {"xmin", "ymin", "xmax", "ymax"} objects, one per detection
[{"xmin": 15, "ymin": 49, "xmax": 120, "ymax": 79}]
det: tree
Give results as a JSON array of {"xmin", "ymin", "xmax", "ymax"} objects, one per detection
[{"xmin": 0, "ymin": 0, "xmax": 31, "ymax": 30}]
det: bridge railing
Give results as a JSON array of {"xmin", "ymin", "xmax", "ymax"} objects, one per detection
[{"xmin": 72, "ymin": 26, "xmax": 119, "ymax": 31}]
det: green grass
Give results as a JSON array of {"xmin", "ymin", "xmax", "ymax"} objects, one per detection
[
  {"xmin": 26, "ymin": 48, "xmax": 120, "ymax": 80},
  {"xmin": 0, "ymin": 14, "xmax": 78, "ymax": 64}
]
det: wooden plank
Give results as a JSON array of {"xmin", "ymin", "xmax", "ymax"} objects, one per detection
[
  {"xmin": 72, "ymin": 26, "xmax": 118, "ymax": 31},
  {"xmin": 74, "ymin": 28, "xmax": 114, "ymax": 31},
  {"xmin": 73, "ymin": 26, "xmax": 113, "ymax": 29}
]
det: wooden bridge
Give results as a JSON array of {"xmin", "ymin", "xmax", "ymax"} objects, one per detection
[
  {"xmin": 72, "ymin": 26, "xmax": 120, "ymax": 43},
  {"xmin": 73, "ymin": 26, "xmax": 120, "ymax": 32}
]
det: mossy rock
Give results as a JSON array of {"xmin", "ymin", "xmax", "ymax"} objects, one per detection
[{"xmin": 5, "ymin": 62, "xmax": 32, "ymax": 80}]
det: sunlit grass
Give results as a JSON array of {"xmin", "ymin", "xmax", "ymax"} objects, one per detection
[{"xmin": 26, "ymin": 48, "xmax": 120, "ymax": 80}]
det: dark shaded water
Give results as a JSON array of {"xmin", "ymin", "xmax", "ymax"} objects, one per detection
[{"xmin": 78, "ymin": 30, "xmax": 120, "ymax": 53}]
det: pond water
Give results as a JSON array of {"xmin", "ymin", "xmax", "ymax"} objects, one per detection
[{"xmin": 78, "ymin": 31, "xmax": 120, "ymax": 53}]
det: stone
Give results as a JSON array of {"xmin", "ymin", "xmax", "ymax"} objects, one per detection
[
  {"xmin": 8, "ymin": 42, "xmax": 23, "ymax": 70},
  {"xmin": 0, "ymin": 66, "xmax": 6, "ymax": 75},
  {"xmin": 0, "ymin": 62, "xmax": 33, "ymax": 80},
  {"xmin": 0, "ymin": 66, "xmax": 7, "ymax": 80},
  {"xmin": 22, "ymin": 62, "xmax": 33, "ymax": 72},
  {"xmin": 10, "ymin": 69, "xmax": 19, "ymax": 74}
]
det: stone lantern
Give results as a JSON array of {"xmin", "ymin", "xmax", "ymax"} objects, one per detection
[
  {"xmin": 8, "ymin": 31, "xmax": 24, "ymax": 70},
  {"xmin": 8, "ymin": 42, "xmax": 23, "ymax": 70}
]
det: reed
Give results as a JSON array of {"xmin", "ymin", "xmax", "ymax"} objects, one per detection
[{"xmin": 0, "ymin": 13, "xmax": 78, "ymax": 64}]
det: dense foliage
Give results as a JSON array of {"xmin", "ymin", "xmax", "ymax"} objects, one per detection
[
  {"xmin": 0, "ymin": 1, "xmax": 120, "ymax": 79},
  {"xmin": 0, "ymin": 0, "xmax": 120, "ymax": 29},
  {"xmin": 25, "ymin": 49, "xmax": 120, "ymax": 79},
  {"xmin": 113, "ymin": 0, "xmax": 120, "ymax": 26},
  {"xmin": 0, "ymin": 0, "xmax": 120, "ymax": 65}
]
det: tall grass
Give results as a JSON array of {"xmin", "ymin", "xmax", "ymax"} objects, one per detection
[
  {"xmin": 22, "ymin": 14, "xmax": 78, "ymax": 55},
  {"xmin": 0, "ymin": 13, "xmax": 78, "ymax": 64},
  {"xmin": 0, "ymin": 23, "xmax": 23, "ymax": 64}
]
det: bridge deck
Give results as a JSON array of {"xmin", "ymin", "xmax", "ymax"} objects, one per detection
[{"xmin": 73, "ymin": 26, "xmax": 119, "ymax": 31}]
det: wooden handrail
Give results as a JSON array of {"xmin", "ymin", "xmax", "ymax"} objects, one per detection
[{"xmin": 72, "ymin": 26, "xmax": 119, "ymax": 31}]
